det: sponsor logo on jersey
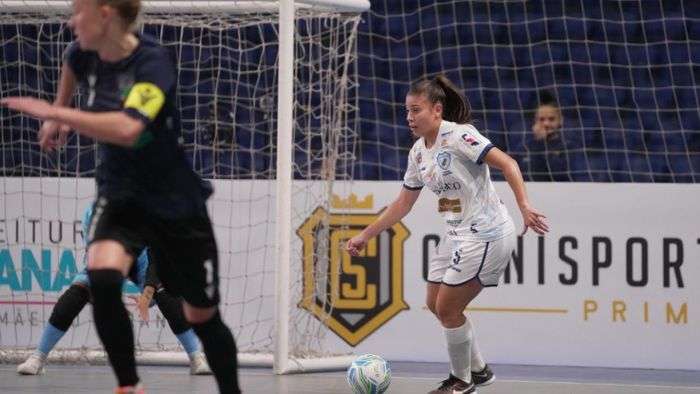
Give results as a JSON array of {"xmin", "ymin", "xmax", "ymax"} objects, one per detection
[
  {"xmin": 297, "ymin": 204, "xmax": 409, "ymax": 346},
  {"xmin": 431, "ymin": 181, "xmax": 462, "ymax": 195},
  {"xmin": 461, "ymin": 133, "xmax": 479, "ymax": 146},
  {"xmin": 446, "ymin": 218, "xmax": 463, "ymax": 226},
  {"xmin": 438, "ymin": 198, "xmax": 462, "ymax": 213},
  {"xmin": 436, "ymin": 151, "xmax": 452, "ymax": 170}
]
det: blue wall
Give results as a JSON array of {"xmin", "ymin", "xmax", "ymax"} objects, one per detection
[{"xmin": 1, "ymin": 1, "xmax": 698, "ymax": 182}]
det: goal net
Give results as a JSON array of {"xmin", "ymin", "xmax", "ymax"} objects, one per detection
[
  {"xmin": 354, "ymin": 1, "xmax": 699, "ymax": 183},
  {"xmin": 0, "ymin": 0, "xmax": 367, "ymax": 373}
]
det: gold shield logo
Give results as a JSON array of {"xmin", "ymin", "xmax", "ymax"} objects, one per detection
[{"xmin": 297, "ymin": 205, "xmax": 410, "ymax": 346}]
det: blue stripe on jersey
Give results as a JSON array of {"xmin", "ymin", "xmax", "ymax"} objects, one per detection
[{"xmin": 476, "ymin": 144, "xmax": 494, "ymax": 165}]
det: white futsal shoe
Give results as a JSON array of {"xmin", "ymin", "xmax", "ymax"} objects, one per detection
[
  {"xmin": 17, "ymin": 353, "xmax": 46, "ymax": 375},
  {"xmin": 189, "ymin": 351, "xmax": 212, "ymax": 375}
]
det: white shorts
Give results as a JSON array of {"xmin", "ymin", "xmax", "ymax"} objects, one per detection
[{"xmin": 428, "ymin": 232, "xmax": 516, "ymax": 287}]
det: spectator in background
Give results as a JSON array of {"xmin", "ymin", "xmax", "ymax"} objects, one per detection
[{"xmin": 522, "ymin": 91, "xmax": 570, "ymax": 181}]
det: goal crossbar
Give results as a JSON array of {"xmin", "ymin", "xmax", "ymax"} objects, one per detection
[{"xmin": 0, "ymin": 0, "xmax": 370, "ymax": 13}]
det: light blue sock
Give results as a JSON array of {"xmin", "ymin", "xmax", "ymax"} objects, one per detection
[
  {"xmin": 37, "ymin": 323, "xmax": 66, "ymax": 356},
  {"xmin": 176, "ymin": 329, "xmax": 200, "ymax": 356}
]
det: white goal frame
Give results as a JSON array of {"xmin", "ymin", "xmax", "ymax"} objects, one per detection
[{"xmin": 0, "ymin": 0, "xmax": 369, "ymax": 375}]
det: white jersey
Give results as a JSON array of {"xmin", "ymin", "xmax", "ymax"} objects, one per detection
[{"xmin": 403, "ymin": 120, "xmax": 515, "ymax": 242}]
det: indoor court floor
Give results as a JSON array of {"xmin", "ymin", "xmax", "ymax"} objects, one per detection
[{"xmin": 2, "ymin": 362, "xmax": 699, "ymax": 393}]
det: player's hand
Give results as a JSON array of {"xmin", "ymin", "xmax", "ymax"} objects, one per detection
[
  {"xmin": 38, "ymin": 120, "xmax": 71, "ymax": 152},
  {"xmin": 129, "ymin": 288, "xmax": 154, "ymax": 321},
  {"xmin": 346, "ymin": 234, "xmax": 369, "ymax": 256},
  {"xmin": 1, "ymin": 96, "xmax": 55, "ymax": 120},
  {"xmin": 519, "ymin": 203, "xmax": 549, "ymax": 236},
  {"xmin": 1, "ymin": 97, "xmax": 68, "ymax": 152}
]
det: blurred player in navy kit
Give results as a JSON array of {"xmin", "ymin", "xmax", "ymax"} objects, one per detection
[{"xmin": 2, "ymin": 0, "xmax": 239, "ymax": 392}]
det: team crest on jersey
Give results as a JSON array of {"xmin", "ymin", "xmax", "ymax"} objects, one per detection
[
  {"xmin": 416, "ymin": 152, "xmax": 422, "ymax": 164},
  {"xmin": 461, "ymin": 133, "xmax": 479, "ymax": 146},
  {"xmin": 437, "ymin": 151, "xmax": 452, "ymax": 170},
  {"xmin": 117, "ymin": 73, "xmax": 135, "ymax": 100},
  {"xmin": 297, "ymin": 205, "xmax": 409, "ymax": 346}
]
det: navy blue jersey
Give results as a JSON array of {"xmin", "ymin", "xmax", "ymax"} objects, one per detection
[{"xmin": 65, "ymin": 34, "xmax": 211, "ymax": 218}]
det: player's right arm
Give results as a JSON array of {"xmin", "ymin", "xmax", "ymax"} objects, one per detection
[
  {"xmin": 2, "ymin": 44, "xmax": 173, "ymax": 149},
  {"xmin": 346, "ymin": 186, "xmax": 420, "ymax": 256},
  {"xmin": 347, "ymin": 145, "xmax": 424, "ymax": 256},
  {"xmin": 38, "ymin": 63, "xmax": 77, "ymax": 152}
]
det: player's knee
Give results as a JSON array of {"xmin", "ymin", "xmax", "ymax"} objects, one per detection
[
  {"xmin": 49, "ymin": 284, "xmax": 90, "ymax": 331},
  {"xmin": 154, "ymin": 291, "xmax": 190, "ymax": 334},
  {"xmin": 435, "ymin": 303, "xmax": 462, "ymax": 327},
  {"xmin": 189, "ymin": 310, "xmax": 227, "ymax": 343},
  {"xmin": 183, "ymin": 304, "xmax": 217, "ymax": 324},
  {"xmin": 87, "ymin": 240, "xmax": 132, "ymax": 275},
  {"xmin": 426, "ymin": 300, "xmax": 437, "ymax": 315}
]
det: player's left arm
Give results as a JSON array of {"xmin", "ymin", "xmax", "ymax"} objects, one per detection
[
  {"xmin": 484, "ymin": 147, "xmax": 549, "ymax": 235},
  {"xmin": 135, "ymin": 249, "xmax": 164, "ymax": 319},
  {"xmin": 143, "ymin": 255, "xmax": 162, "ymax": 291}
]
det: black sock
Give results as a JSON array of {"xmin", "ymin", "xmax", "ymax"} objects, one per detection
[
  {"xmin": 49, "ymin": 284, "xmax": 89, "ymax": 331},
  {"xmin": 88, "ymin": 269, "xmax": 139, "ymax": 387},
  {"xmin": 154, "ymin": 290, "xmax": 190, "ymax": 335},
  {"xmin": 191, "ymin": 311, "xmax": 240, "ymax": 393}
]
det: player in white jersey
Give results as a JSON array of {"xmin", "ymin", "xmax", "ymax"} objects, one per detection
[{"xmin": 347, "ymin": 75, "xmax": 548, "ymax": 394}]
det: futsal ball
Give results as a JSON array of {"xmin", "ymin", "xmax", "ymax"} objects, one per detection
[{"xmin": 346, "ymin": 354, "xmax": 391, "ymax": 394}]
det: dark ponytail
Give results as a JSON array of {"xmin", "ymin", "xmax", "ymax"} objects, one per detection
[{"xmin": 407, "ymin": 74, "xmax": 471, "ymax": 124}]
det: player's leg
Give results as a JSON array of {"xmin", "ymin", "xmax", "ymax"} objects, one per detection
[
  {"xmin": 428, "ymin": 240, "xmax": 494, "ymax": 394},
  {"xmin": 88, "ymin": 240, "xmax": 139, "ymax": 388},
  {"xmin": 465, "ymin": 233, "xmax": 516, "ymax": 387},
  {"xmin": 432, "ymin": 278, "xmax": 482, "ymax": 394},
  {"xmin": 465, "ymin": 314, "xmax": 492, "ymax": 386},
  {"xmin": 152, "ymin": 213, "xmax": 240, "ymax": 394},
  {"xmin": 429, "ymin": 281, "xmax": 488, "ymax": 386},
  {"xmin": 427, "ymin": 281, "xmax": 490, "ymax": 390},
  {"xmin": 153, "ymin": 288, "xmax": 211, "ymax": 375},
  {"xmin": 426, "ymin": 238, "xmax": 473, "ymax": 392},
  {"xmin": 184, "ymin": 304, "xmax": 239, "ymax": 393},
  {"xmin": 17, "ymin": 282, "xmax": 90, "ymax": 375},
  {"xmin": 86, "ymin": 198, "xmax": 145, "ymax": 390}
]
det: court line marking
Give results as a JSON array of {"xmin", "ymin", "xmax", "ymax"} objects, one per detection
[
  {"xmin": 388, "ymin": 375, "xmax": 700, "ymax": 390},
  {"xmin": 237, "ymin": 372, "xmax": 700, "ymax": 390},
  {"xmin": 1, "ymin": 366, "xmax": 697, "ymax": 390},
  {"xmin": 466, "ymin": 306, "xmax": 568, "ymax": 314},
  {"xmin": 420, "ymin": 305, "xmax": 568, "ymax": 314}
]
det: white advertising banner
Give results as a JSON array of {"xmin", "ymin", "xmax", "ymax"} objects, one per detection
[
  {"xmin": 345, "ymin": 181, "xmax": 699, "ymax": 370},
  {"xmin": 0, "ymin": 178, "xmax": 698, "ymax": 369}
]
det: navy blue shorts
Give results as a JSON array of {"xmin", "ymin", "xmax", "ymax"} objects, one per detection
[{"xmin": 86, "ymin": 196, "xmax": 220, "ymax": 308}]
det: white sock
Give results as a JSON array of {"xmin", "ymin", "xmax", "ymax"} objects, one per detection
[
  {"xmin": 465, "ymin": 315, "xmax": 486, "ymax": 372},
  {"xmin": 444, "ymin": 321, "xmax": 472, "ymax": 383}
]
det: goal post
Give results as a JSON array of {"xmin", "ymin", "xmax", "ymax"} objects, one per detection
[{"xmin": 0, "ymin": 0, "xmax": 368, "ymax": 374}]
